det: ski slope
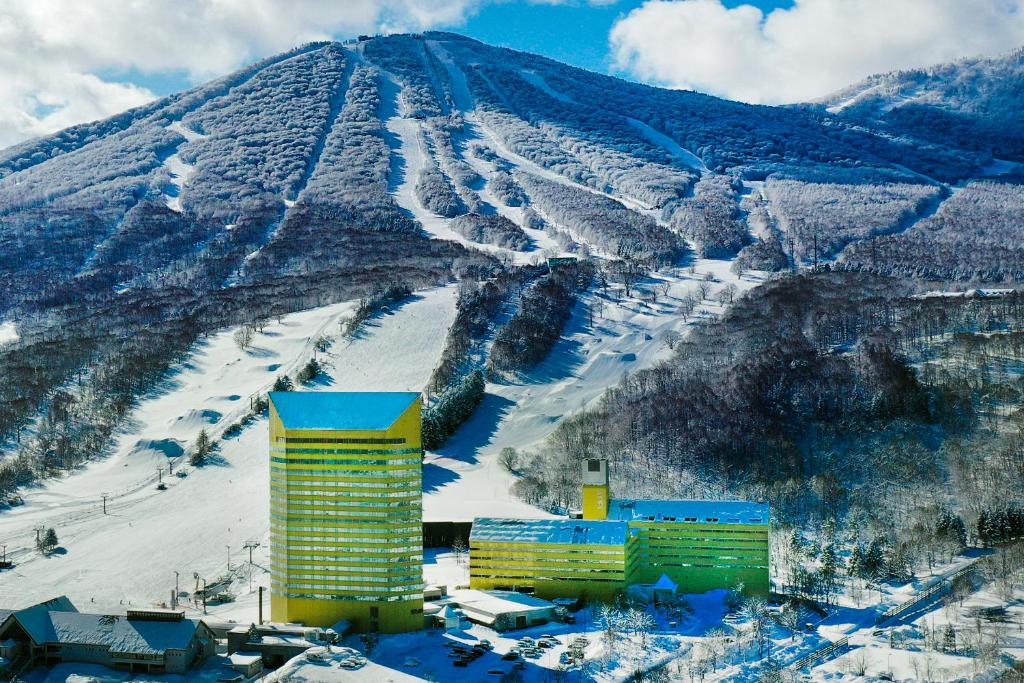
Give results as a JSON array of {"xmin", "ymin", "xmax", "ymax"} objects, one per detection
[{"xmin": 0, "ymin": 287, "xmax": 456, "ymax": 610}]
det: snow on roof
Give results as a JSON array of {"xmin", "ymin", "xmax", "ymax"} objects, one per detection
[
  {"xmin": 470, "ymin": 517, "xmax": 628, "ymax": 545},
  {"xmin": 9, "ymin": 596, "xmax": 78, "ymax": 644},
  {"xmin": 652, "ymin": 574, "xmax": 678, "ymax": 592},
  {"xmin": 270, "ymin": 391, "xmax": 419, "ymax": 431},
  {"xmin": 607, "ymin": 499, "xmax": 769, "ymax": 524},
  {"xmin": 228, "ymin": 652, "xmax": 263, "ymax": 665},
  {"xmin": 447, "ymin": 590, "xmax": 553, "ymax": 618},
  {"xmin": 18, "ymin": 611, "xmax": 203, "ymax": 654}
]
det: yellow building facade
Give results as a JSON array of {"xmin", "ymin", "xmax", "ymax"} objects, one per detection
[
  {"xmin": 469, "ymin": 518, "xmax": 636, "ymax": 602},
  {"xmin": 269, "ymin": 392, "xmax": 424, "ymax": 633},
  {"xmin": 470, "ymin": 459, "xmax": 770, "ymax": 601}
]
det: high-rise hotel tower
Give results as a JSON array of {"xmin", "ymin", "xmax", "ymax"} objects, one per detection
[{"xmin": 268, "ymin": 392, "xmax": 423, "ymax": 632}]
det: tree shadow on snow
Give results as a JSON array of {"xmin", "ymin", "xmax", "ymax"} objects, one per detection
[
  {"xmin": 431, "ymin": 393, "xmax": 517, "ymax": 465},
  {"xmin": 422, "ymin": 462, "xmax": 461, "ymax": 494}
]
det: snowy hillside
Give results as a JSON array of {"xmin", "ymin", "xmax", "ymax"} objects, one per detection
[{"xmin": 815, "ymin": 46, "xmax": 1024, "ymax": 166}]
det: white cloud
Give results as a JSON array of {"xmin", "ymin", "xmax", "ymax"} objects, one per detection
[
  {"xmin": 610, "ymin": 0, "xmax": 1024, "ymax": 104},
  {"xmin": 0, "ymin": 0, "xmax": 491, "ymax": 148}
]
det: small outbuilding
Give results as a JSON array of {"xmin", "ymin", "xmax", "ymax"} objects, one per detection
[{"xmin": 444, "ymin": 590, "xmax": 555, "ymax": 632}]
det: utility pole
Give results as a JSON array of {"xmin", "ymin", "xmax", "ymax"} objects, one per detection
[
  {"xmin": 173, "ymin": 571, "xmax": 180, "ymax": 608},
  {"xmin": 202, "ymin": 578, "xmax": 208, "ymax": 614},
  {"xmin": 156, "ymin": 467, "xmax": 163, "ymax": 484},
  {"xmin": 168, "ymin": 458, "xmax": 174, "ymax": 475},
  {"xmin": 258, "ymin": 586, "xmax": 264, "ymax": 625},
  {"xmin": 226, "ymin": 544, "xmax": 231, "ymax": 571},
  {"xmin": 244, "ymin": 540, "xmax": 261, "ymax": 593},
  {"xmin": 101, "ymin": 493, "xmax": 108, "ymax": 514}
]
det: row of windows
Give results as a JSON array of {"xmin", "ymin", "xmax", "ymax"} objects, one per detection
[
  {"xmin": 631, "ymin": 527, "xmax": 769, "ymax": 537},
  {"xmin": 647, "ymin": 561, "xmax": 769, "ymax": 570},
  {"xmin": 278, "ymin": 447, "xmax": 420, "ymax": 456},
  {"xmin": 270, "ymin": 467, "xmax": 420, "ymax": 477},
  {"xmin": 638, "ymin": 533, "xmax": 769, "ymax": 543},
  {"xmin": 272, "ymin": 506, "xmax": 418, "ymax": 518},
  {"xmin": 278, "ymin": 582, "xmax": 422, "ymax": 594},
  {"xmin": 273, "ymin": 498, "xmax": 418, "ymax": 508},
  {"xmin": 278, "ymin": 544, "xmax": 422, "ymax": 554},
  {"xmin": 474, "ymin": 574, "xmax": 623, "ymax": 584},
  {"xmin": 469, "ymin": 546, "xmax": 626, "ymax": 557},
  {"xmin": 271, "ymin": 477, "xmax": 418, "ymax": 488},
  {"xmin": 273, "ymin": 533, "xmax": 421, "ymax": 544},
  {"xmin": 271, "ymin": 517, "xmax": 418, "ymax": 529},
  {"xmin": 272, "ymin": 488, "xmax": 419, "ymax": 499},
  {"xmin": 283, "ymin": 437, "xmax": 408, "ymax": 445},
  {"xmin": 273, "ymin": 511, "xmax": 416, "ymax": 521},
  {"xmin": 285, "ymin": 560, "xmax": 422, "ymax": 571},
  {"xmin": 284, "ymin": 571, "xmax": 422, "ymax": 584},
  {"xmin": 642, "ymin": 545, "xmax": 769, "ymax": 555},
  {"xmin": 278, "ymin": 592, "xmax": 420, "ymax": 603},
  {"xmin": 471, "ymin": 561, "xmax": 626, "ymax": 573},
  {"xmin": 271, "ymin": 456, "xmax": 418, "ymax": 466},
  {"xmin": 470, "ymin": 557, "xmax": 626, "ymax": 568}
]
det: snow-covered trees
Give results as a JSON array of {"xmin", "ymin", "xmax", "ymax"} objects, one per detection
[
  {"xmin": 489, "ymin": 171, "xmax": 527, "ymax": 206},
  {"xmin": 664, "ymin": 175, "xmax": 750, "ymax": 258},
  {"xmin": 416, "ymin": 163, "xmax": 465, "ymax": 217},
  {"xmin": 840, "ymin": 181, "xmax": 1024, "ymax": 282},
  {"xmin": 733, "ymin": 235, "xmax": 789, "ymax": 273},
  {"xmin": 489, "ymin": 262, "xmax": 593, "ymax": 374},
  {"xmin": 180, "ymin": 45, "xmax": 349, "ymax": 215},
  {"xmin": 36, "ymin": 527, "xmax": 58, "ymax": 554},
  {"xmin": 422, "ymin": 370, "xmax": 486, "ymax": 449},
  {"xmin": 516, "ymin": 172, "xmax": 684, "ymax": 265},
  {"xmin": 764, "ymin": 178, "xmax": 944, "ymax": 263},
  {"xmin": 190, "ymin": 428, "xmax": 215, "ymax": 466},
  {"xmin": 450, "ymin": 213, "xmax": 531, "ymax": 250}
]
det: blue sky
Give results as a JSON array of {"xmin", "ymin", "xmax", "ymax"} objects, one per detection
[
  {"xmin": 455, "ymin": 0, "xmax": 794, "ymax": 75},
  {"xmin": 3, "ymin": 0, "xmax": 1022, "ymax": 148},
  {"xmin": 119, "ymin": 0, "xmax": 795, "ymax": 99}
]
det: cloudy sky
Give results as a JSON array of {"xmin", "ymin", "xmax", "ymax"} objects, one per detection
[{"xmin": 2, "ymin": 0, "xmax": 1023, "ymax": 148}]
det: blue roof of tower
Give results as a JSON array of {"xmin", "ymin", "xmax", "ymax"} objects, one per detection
[{"xmin": 269, "ymin": 391, "xmax": 419, "ymax": 431}]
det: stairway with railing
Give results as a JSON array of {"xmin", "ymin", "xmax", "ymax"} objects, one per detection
[{"xmin": 875, "ymin": 561, "xmax": 978, "ymax": 626}]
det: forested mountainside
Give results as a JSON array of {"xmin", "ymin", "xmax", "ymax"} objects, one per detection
[
  {"xmin": 0, "ymin": 33, "xmax": 1022, "ymax": 511},
  {"xmin": 815, "ymin": 47, "xmax": 1024, "ymax": 163}
]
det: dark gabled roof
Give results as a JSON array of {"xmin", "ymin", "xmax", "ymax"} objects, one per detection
[
  {"xmin": 48, "ymin": 612, "xmax": 204, "ymax": 654},
  {"xmin": 8, "ymin": 596, "xmax": 78, "ymax": 644},
  {"xmin": 269, "ymin": 391, "xmax": 419, "ymax": 431}
]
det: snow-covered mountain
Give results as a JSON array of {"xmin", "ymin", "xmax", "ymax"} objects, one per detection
[{"xmin": 814, "ymin": 46, "xmax": 1024, "ymax": 163}]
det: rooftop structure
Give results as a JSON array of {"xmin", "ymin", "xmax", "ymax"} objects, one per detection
[
  {"xmin": 607, "ymin": 499, "xmax": 769, "ymax": 524},
  {"xmin": 470, "ymin": 518, "xmax": 629, "ymax": 545},
  {"xmin": 267, "ymin": 391, "xmax": 420, "ymax": 430}
]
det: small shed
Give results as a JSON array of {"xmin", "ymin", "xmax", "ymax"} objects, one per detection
[
  {"xmin": 436, "ymin": 605, "xmax": 461, "ymax": 631},
  {"xmin": 446, "ymin": 590, "xmax": 555, "ymax": 631},
  {"xmin": 227, "ymin": 651, "xmax": 263, "ymax": 677},
  {"xmin": 652, "ymin": 574, "xmax": 678, "ymax": 603}
]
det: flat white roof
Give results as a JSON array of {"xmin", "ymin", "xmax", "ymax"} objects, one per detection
[{"xmin": 447, "ymin": 590, "xmax": 553, "ymax": 618}]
